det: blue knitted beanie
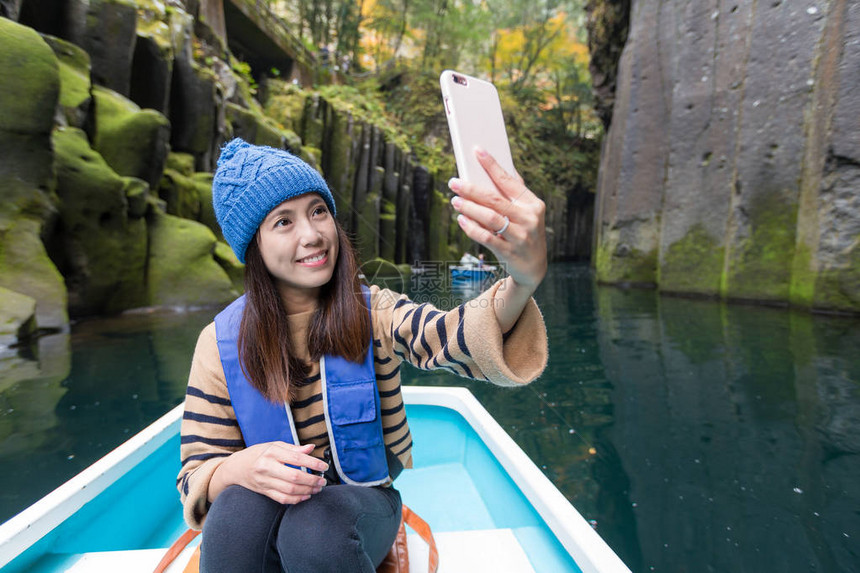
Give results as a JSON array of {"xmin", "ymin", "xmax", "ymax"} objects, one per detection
[{"xmin": 212, "ymin": 138, "xmax": 337, "ymax": 263}]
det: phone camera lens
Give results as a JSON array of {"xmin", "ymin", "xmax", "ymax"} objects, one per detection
[{"xmin": 453, "ymin": 74, "xmax": 467, "ymax": 86}]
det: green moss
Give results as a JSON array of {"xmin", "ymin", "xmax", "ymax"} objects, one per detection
[
  {"xmin": 594, "ymin": 230, "xmax": 658, "ymax": 285},
  {"xmin": 427, "ymin": 187, "xmax": 451, "ymax": 262},
  {"xmin": 811, "ymin": 246, "xmax": 860, "ymax": 312},
  {"xmin": 265, "ymin": 89, "xmax": 307, "ymax": 133},
  {"xmin": 0, "ymin": 217, "xmax": 68, "ymax": 329},
  {"xmin": 42, "ymin": 35, "xmax": 92, "ymax": 128},
  {"xmin": 255, "ymin": 116, "xmax": 285, "ymax": 148},
  {"xmin": 0, "ymin": 286, "xmax": 37, "ymax": 346},
  {"xmin": 660, "ymin": 224, "xmax": 724, "ymax": 296},
  {"xmin": 356, "ymin": 192, "xmax": 381, "ymax": 262},
  {"xmin": 379, "ymin": 212, "xmax": 397, "ymax": 261},
  {"xmin": 92, "ymin": 85, "xmax": 170, "ymax": 186},
  {"xmin": 0, "ymin": 18, "xmax": 59, "ymax": 135},
  {"xmin": 226, "ymin": 103, "xmax": 285, "ymax": 148},
  {"xmin": 146, "ymin": 212, "xmax": 237, "ymax": 307},
  {"xmin": 53, "ymin": 127, "xmax": 148, "ymax": 314},
  {"xmin": 123, "ymin": 177, "xmax": 149, "ymax": 218},
  {"xmin": 165, "ymin": 152, "xmax": 195, "ymax": 176},
  {"xmin": 326, "ymin": 108, "xmax": 354, "ymax": 219},
  {"xmin": 193, "ymin": 172, "xmax": 220, "ymax": 238},
  {"xmin": 283, "ymin": 129, "xmax": 302, "ymax": 153},
  {"xmin": 725, "ymin": 192, "xmax": 798, "ymax": 301},
  {"xmin": 158, "ymin": 168, "xmax": 201, "ymax": 220},
  {"xmin": 315, "ymin": 83, "xmax": 410, "ymax": 151},
  {"xmin": 789, "ymin": 241, "xmax": 815, "ymax": 307},
  {"xmin": 214, "ymin": 241, "xmax": 245, "ymax": 293},
  {"xmin": 0, "ymin": 135, "xmax": 57, "ymax": 225},
  {"xmin": 136, "ymin": 0, "xmax": 173, "ymax": 53},
  {"xmin": 301, "ymin": 146, "xmax": 322, "ymax": 170}
]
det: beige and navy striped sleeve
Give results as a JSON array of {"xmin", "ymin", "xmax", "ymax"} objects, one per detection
[
  {"xmin": 369, "ymin": 279, "xmax": 548, "ymax": 388},
  {"xmin": 177, "ymin": 322, "xmax": 244, "ymax": 530}
]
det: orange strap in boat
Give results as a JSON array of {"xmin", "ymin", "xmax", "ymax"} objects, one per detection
[
  {"xmin": 153, "ymin": 528, "xmax": 199, "ymax": 573},
  {"xmin": 402, "ymin": 504, "xmax": 439, "ymax": 573}
]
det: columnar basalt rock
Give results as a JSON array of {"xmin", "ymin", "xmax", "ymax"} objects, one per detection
[
  {"xmin": 51, "ymin": 127, "xmax": 149, "ymax": 316},
  {"xmin": 0, "ymin": 18, "xmax": 67, "ymax": 332},
  {"xmin": 592, "ymin": 0, "xmax": 860, "ymax": 312}
]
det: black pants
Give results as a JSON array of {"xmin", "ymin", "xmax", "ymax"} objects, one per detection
[{"xmin": 200, "ymin": 484, "xmax": 402, "ymax": 573}]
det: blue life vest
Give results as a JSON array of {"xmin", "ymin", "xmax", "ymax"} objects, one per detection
[{"xmin": 213, "ymin": 286, "xmax": 389, "ymax": 486}]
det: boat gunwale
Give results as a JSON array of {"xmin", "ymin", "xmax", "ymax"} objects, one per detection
[
  {"xmin": 0, "ymin": 386, "xmax": 629, "ymax": 572},
  {"xmin": 405, "ymin": 386, "xmax": 629, "ymax": 573},
  {"xmin": 0, "ymin": 402, "xmax": 184, "ymax": 569}
]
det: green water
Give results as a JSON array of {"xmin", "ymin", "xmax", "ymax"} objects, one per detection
[{"xmin": 1, "ymin": 263, "xmax": 858, "ymax": 572}]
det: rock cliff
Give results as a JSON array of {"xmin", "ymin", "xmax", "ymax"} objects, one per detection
[
  {"xmin": 0, "ymin": 0, "xmax": 469, "ymax": 350},
  {"xmin": 590, "ymin": 0, "xmax": 860, "ymax": 313}
]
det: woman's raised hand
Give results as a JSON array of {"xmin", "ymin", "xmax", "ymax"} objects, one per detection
[
  {"xmin": 210, "ymin": 442, "xmax": 329, "ymax": 505},
  {"xmin": 449, "ymin": 148, "xmax": 547, "ymax": 292}
]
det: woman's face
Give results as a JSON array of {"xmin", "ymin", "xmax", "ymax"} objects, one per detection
[{"xmin": 257, "ymin": 193, "xmax": 339, "ymax": 307}]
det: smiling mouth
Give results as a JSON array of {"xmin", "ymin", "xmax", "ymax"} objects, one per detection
[{"xmin": 297, "ymin": 250, "xmax": 328, "ymax": 264}]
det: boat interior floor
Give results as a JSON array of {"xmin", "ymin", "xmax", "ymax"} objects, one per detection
[{"xmin": 58, "ymin": 528, "xmax": 536, "ymax": 573}]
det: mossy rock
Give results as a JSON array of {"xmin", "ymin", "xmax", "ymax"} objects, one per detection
[
  {"xmin": 301, "ymin": 146, "xmax": 322, "ymax": 171},
  {"xmin": 0, "ymin": 134, "xmax": 57, "ymax": 225},
  {"xmin": 0, "ymin": 216, "xmax": 68, "ymax": 329},
  {"xmin": 325, "ymin": 108, "xmax": 354, "ymax": 217},
  {"xmin": 170, "ymin": 57, "xmax": 217, "ymax": 156},
  {"xmin": 427, "ymin": 188, "xmax": 451, "ymax": 262},
  {"xmin": 283, "ymin": 129, "xmax": 302, "ymax": 154},
  {"xmin": 92, "ymin": 85, "xmax": 171, "ymax": 188},
  {"xmin": 380, "ymin": 212, "xmax": 397, "ymax": 261},
  {"xmin": 214, "ymin": 241, "xmax": 244, "ymax": 293},
  {"xmin": 146, "ymin": 212, "xmax": 237, "ymax": 307},
  {"xmin": 124, "ymin": 177, "xmax": 150, "ymax": 218},
  {"xmin": 0, "ymin": 18, "xmax": 59, "ymax": 135},
  {"xmin": 0, "ymin": 287, "xmax": 37, "ymax": 348},
  {"xmin": 810, "ymin": 246, "xmax": 860, "ymax": 312},
  {"xmin": 135, "ymin": 0, "xmax": 173, "ymax": 53},
  {"xmin": 193, "ymin": 172, "xmax": 220, "ymax": 238},
  {"xmin": 356, "ymin": 191, "xmax": 381, "ymax": 263},
  {"xmin": 724, "ymin": 192, "xmax": 797, "ymax": 302},
  {"xmin": 42, "ymin": 34, "xmax": 93, "ymax": 130},
  {"xmin": 52, "ymin": 126, "xmax": 148, "ymax": 315},
  {"xmin": 77, "ymin": 0, "xmax": 138, "ymax": 96},
  {"xmin": 256, "ymin": 116, "xmax": 286, "ymax": 149},
  {"xmin": 165, "ymin": 152, "xmax": 195, "ymax": 176},
  {"xmin": 264, "ymin": 86, "xmax": 307, "ymax": 133},
  {"xmin": 158, "ymin": 168, "xmax": 201, "ymax": 220},
  {"xmin": 594, "ymin": 227, "xmax": 659, "ymax": 285},
  {"xmin": 226, "ymin": 102, "xmax": 285, "ymax": 148},
  {"xmin": 659, "ymin": 224, "xmax": 724, "ymax": 296}
]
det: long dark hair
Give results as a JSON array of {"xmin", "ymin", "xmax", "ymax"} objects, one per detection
[{"xmin": 237, "ymin": 221, "xmax": 370, "ymax": 403}]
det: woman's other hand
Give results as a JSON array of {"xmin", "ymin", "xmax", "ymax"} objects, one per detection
[
  {"xmin": 448, "ymin": 148, "xmax": 547, "ymax": 293},
  {"xmin": 209, "ymin": 442, "xmax": 329, "ymax": 505}
]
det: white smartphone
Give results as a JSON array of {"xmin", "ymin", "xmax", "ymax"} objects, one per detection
[{"xmin": 440, "ymin": 70, "xmax": 516, "ymax": 193}]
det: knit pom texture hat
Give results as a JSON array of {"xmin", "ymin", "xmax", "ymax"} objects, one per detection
[{"xmin": 212, "ymin": 138, "xmax": 337, "ymax": 263}]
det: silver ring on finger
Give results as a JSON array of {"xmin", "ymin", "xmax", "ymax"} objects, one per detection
[{"xmin": 494, "ymin": 215, "xmax": 510, "ymax": 236}]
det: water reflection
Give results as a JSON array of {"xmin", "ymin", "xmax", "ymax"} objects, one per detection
[
  {"xmin": 592, "ymin": 271, "xmax": 860, "ymax": 572},
  {"xmin": 0, "ymin": 309, "xmax": 216, "ymax": 523}
]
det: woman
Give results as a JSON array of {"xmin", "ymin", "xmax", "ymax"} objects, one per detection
[{"xmin": 178, "ymin": 138, "xmax": 549, "ymax": 572}]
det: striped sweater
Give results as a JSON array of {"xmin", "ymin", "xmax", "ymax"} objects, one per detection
[{"xmin": 178, "ymin": 279, "xmax": 548, "ymax": 529}]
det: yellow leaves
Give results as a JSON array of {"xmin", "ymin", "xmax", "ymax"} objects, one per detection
[{"xmin": 492, "ymin": 10, "xmax": 589, "ymax": 81}]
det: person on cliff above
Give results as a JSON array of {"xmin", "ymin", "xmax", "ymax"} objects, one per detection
[{"xmin": 177, "ymin": 138, "xmax": 549, "ymax": 572}]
